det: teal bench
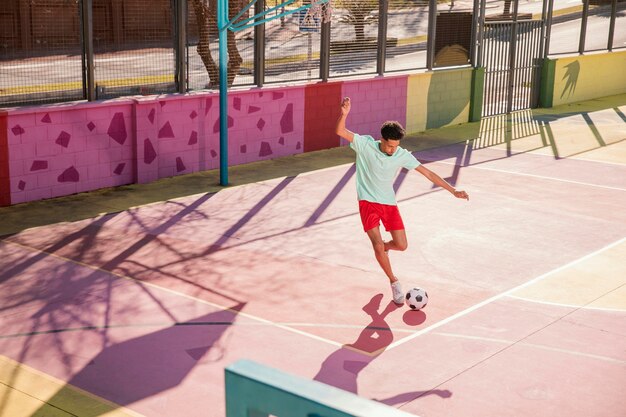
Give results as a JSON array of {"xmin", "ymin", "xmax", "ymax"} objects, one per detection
[{"xmin": 225, "ymin": 359, "xmax": 418, "ymax": 417}]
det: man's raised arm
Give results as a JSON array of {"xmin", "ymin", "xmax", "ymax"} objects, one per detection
[{"xmin": 335, "ymin": 97, "xmax": 355, "ymax": 143}]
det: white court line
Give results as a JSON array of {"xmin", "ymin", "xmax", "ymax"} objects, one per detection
[
  {"xmin": 505, "ymin": 294, "xmax": 626, "ymax": 313},
  {"xmin": 386, "ymin": 236, "xmax": 626, "ymax": 350},
  {"xmin": 433, "ymin": 332, "xmax": 626, "ymax": 365},
  {"xmin": 1, "ymin": 239, "xmax": 345, "ymax": 350},
  {"xmin": 433, "ymin": 160, "xmax": 626, "ymax": 192}
]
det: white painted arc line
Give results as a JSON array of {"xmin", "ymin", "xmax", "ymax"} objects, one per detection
[
  {"xmin": 386, "ymin": 236, "xmax": 626, "ymax": 350},
  {"xmin": 505, "ymin": 294, "xmax": 626, "ymax": 313},
  {"xmin": 433, "ymin": 332, "xmax": 626, "ymax": 365},
  {"xmin": 1, "ymin": 240, "xmax": 344, "ymax": 349},
  {"xmin": 433, "ymin": 160, "xmax": 626, "ymax": 192}
]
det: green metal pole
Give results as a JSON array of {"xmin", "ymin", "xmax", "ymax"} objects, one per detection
[{"xmin": 218, "ymin": 0, "xmax": 229, "ymax": 185}]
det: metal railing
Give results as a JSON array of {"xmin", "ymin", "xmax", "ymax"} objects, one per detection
[{"xmin": 1, "ymin": 0, "xmax": 624, "ymax": 108}]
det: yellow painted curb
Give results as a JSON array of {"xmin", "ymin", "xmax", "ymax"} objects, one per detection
[
  {"xmin": 0, "ymin": 75, "xmax": 173, "ymax": 96},
  {"xmin": 0, "ymin": 355, "xmax": 144, "ymax": 417}
]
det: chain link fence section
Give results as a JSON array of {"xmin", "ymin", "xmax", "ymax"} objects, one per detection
[
  {"xmin": 385, "ymin": 0, "xmax": 429, "ymax": 72},
  {"xmin": 186, "ymin": 0, "xmax": 254, "ymax": 91},
  {"xmin": 92, "ymin": 0, "xmax": 176, "ymax": 99},
  {"xmin": 328, "ymin": 0, "xmax": 379, "ymax": 78},
  {"xmin": 614, "ymin": 2, "xmax": 626, "ymax": 50},
  {"xmin": 264, "ymin": 0, "xmax": 322, "ymax": 84},
  {"xmin": 0, "ymin": 0, "xmax": 84, "ymax": 106}
]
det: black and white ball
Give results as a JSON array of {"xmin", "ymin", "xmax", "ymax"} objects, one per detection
[{"xmin": 405, "ymin": 287, "xmax": 428, "ymax": 310}]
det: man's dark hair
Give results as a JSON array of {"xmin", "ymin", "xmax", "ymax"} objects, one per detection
[{"xmin": 380, "ymin": 121, "xmax": 405, "ymax": 141}]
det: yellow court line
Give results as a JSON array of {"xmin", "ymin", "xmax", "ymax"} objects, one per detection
[{"xmin": 0, "ymin": 355, "xmax": 144, "ymax": 417}]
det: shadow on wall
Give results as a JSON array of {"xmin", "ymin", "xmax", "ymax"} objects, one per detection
[
  {"xmin": 426, "ymin": 71, "xmax": 470, "ymax": 130},
  {"xmin": 560, "ymin": 60, "xmax": 580, "ymax": 100}
]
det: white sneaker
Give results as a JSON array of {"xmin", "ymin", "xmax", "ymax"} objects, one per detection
[{"xmin": 391, "ymin": 280, "xmax": 404, "ymax": 305}]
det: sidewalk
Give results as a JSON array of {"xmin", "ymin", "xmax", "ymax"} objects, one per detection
[{"xmin": 1, "ymin": 93, "xmax": 625, "ymax": 237}]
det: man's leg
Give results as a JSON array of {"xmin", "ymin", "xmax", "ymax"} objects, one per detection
[
  {"xmin": 366, "ymin": 227, "xmax": 404, "ymax": 305},
  {"xmin": 383, "ymin": 229, "xmax": 408, "ymax": 253},
  {"xmin": 366, "ymin": 226, "xmax": 396, "ymax": 282}
]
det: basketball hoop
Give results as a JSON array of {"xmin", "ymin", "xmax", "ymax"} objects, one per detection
[
  {"xmin": 308, "ymin": 0, "xmax": 332, "ymax": 24},
  {"xmin": 217, "ymin": 0, "xmax": 333, "ymax": 185}
]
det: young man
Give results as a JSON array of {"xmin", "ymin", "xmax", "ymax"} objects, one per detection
[{"xmin": 336, "ymin": 97, "xmax": 469, "ymax": 305}]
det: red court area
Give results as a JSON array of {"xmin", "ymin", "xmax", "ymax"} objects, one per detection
[{"xmin": 1, "ymin": 135, "xmax": 626, "ymax": 416}]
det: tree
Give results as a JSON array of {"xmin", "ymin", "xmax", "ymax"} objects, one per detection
[
  {"xmin": 336, "ymin": 0, "xmax": 378, "ymax": 41},
  {"xmin": 190, "ymin": 0, "xmax": 245, "ymax": 87}
]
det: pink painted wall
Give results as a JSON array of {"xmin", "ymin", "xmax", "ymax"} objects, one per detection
[
  {"xmin": 341, "ymin": 75, "xmax": 408, "ymax": 141},
  {"xmin": 3, "ymin": 86, "xmax": 307, "ymax": 206},
  {"xmin": 7, "ymin": 103, "xmax": 135, "ymax": 204},
  {"xmin": 0, "ymin": 73, "xmax": 471, "ymax": 206}
]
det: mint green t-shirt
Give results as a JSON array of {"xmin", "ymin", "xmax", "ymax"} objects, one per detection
[{"xmin": 350, "ymin": 133, "xmax": 421, "ymax": 205}]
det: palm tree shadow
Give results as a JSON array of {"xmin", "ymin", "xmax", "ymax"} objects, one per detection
[
  {"xmin": 29, "ymin": 303, "xmax": 245, "ymax": 416},
  {"xmin": 560, "ymin": 60, "xmax": 580, "ymax": 99},
  {"xmin": 313, "ymin": 293, "xmax": 399, "ymax": 393}
]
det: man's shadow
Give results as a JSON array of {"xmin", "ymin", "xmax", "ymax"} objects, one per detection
[
  {"xmin": 313, "ymin": 294, "xmax": 452, "ymax": 405},
  {"xmin": 313, "ymin": 294, "xmax": 396, "ymax": 393}
]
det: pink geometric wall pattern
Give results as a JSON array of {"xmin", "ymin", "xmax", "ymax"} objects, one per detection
[
  {"xmin": 188, "ymin": 131, "xmax": 198, "ymax": 145},
  {"xmin": 87, "ymin": 121, "xmax": 96, "ymax": 132},
  {"xmin": 213, "ymin": 116, "xmax": 233, "ymax": 133},
  {"xmin": 144, "ymin": 139, "xmax": 157, "ymax": 164},
  {"xmin": 12, "ymin": 125, "xmax": 25, "ymax": 135},
  {"xmin": 176, "ymin": 157, "xmax": 186, "ymax": 173},
  {"xmin": 259, "ymin": 142, "xmax": 272, "ymax": 157},
  {"xmin": 58, "ymin": 166, "xmax": 79, "ymax": 182},
  {"xmin": 205, "ymin": 98, "xmax": 213, "ymax": 115},
  {"xmin": 257, "ymin": 118, "xmax": 265, "ymax": 131},
  {"xmin": 240, "ymin": 144, "xmax": 247, "ymax": 153},
  {"xmin": 158, "ymin": 122, "xmax": 175, "ymax": 139},
  {"xmin": 108, "ymin": 112, "xmax": 127, "ymax": 145},
  {"xmin": 278, "ymin": 137, "xmax": 284, "ymax": 145},
  {"xmin": 296, "ymin": 142, "xmax": 301, "ymax": 150},
  {"xmin": 159, "ymin": 101, "xmax": 167, "ymax": 108},
  {"xmin": 272, "ymin": 92, "xmax": 284, "ymax": 100},
  {"xmin": 280, "ymin": 103, "xmax": 294, "ymax": 133},
  {"xmin": 18, "ymin": 180, "xmax": 25, "ymax": 191},
  {"xmin": 210, "ymin": 150, "xmax": 217, "ymax": 158},
  {"xmin": 41, "ymin": 113, "xmax": 52, "ymax": 123},
  {"xmin": 248, "ymin": 105, "xmax": 261, "ymax": 113},
  {"xmin": 114, "ymin": 163, "xmax": 126, "ymax": 175},
  {"xmin": 30, "ymin": 161, "xmax": 48, "ymax": 171},
  {"xmin": 190, "ymin": 110, "xmax": 198, "ymax": 120},
  {"xmin": 234, "ymin": 97, "xmax": 241, "ymax": 111},
  {"xmin": 55, "ymin": 131, "xmax": 71, "ymax": 148},
  {"xmin": 148, "ymin": 109, "xmax": 156, "ymax": 124}
]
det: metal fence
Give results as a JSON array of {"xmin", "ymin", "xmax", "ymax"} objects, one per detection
[{"xmin": 1, "ymin": 0, "xmax": 625, "ymax": 108}]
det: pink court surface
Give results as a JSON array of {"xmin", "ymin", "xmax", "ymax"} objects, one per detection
[{"xmin": 1, "ymin": 97, "xmax": 626, "ymax": 417}]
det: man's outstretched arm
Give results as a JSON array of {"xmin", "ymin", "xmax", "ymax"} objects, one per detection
[
  {"xmin": 415, "ymin": 165, "xmax": 469, "ymax": 200},
  {"xmin": 336, "ymin": 97, "xmax": 355, "ymax": 143}
]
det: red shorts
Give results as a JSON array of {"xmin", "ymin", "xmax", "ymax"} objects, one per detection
[{"xmin": 358, "ymin": 200, "xmax": 405, "ymax": 232}]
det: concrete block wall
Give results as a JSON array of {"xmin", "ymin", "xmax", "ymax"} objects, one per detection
[
  {"xmin": 0, "ymin": 70, "xmax": 474, "ymax": 206},
  {"xmin": 406, "ymin": 68, "xmax": 473, "ymax": 133},
  {"xmin": 3, "ymin": 103, "xmax": 135, "ymax": 205},
  {"xmin": 341, "ymin": 76, "xmax": 408, "ymax": 140},
  {"xmin": 543, "ymin": 50, "xmax": 626, "ymax": 107}
]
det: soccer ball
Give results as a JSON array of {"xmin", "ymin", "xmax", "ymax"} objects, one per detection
[{"xmin": 405, "ymin": 287, "xmax": 428, "ymax": 310}]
